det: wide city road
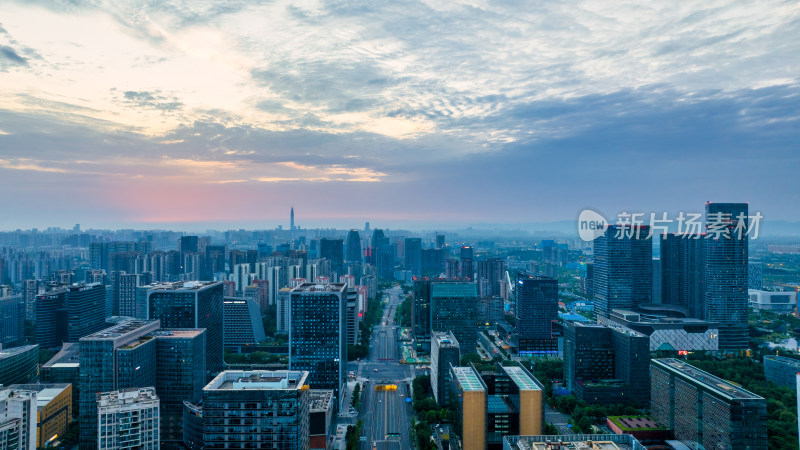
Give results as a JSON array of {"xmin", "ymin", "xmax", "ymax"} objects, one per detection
[{"xmin": 357, "ymin": 285, "xmax": 414, "ymax": 450}]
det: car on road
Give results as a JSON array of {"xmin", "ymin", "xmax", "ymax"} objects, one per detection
[{"xmin": 374, "ymin": 368, "xmax": 379, "ymax": 372}]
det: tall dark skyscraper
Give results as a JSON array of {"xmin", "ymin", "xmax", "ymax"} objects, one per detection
[
  {"xmin": 435, "ymin": 234, "xmax": 445, "ymax": 249},
  {"xmin": 371, "ymin": 229, "xmax": 393, "ymax": 280},
  {"xmin": 413, "ymin": 279, "xmax": 433, "ymax": 352},
  {"xmin": 593, "ymin": 225, "xmax": 652, "ymax": 318},
  {"xmin": 79, "ymin": 319, "xmax": 161, "ymax": 449},
  {"xmin": 703, "ymin": 202, "xmax": 749, "ymax": 351},
  {"xmin": 515, "ymin": 273, "xmax": 558, "ymax": 355},
  {"xmin": 459, "ymin": 246, "xmax": 474, "ymax": 281},
  {"xmin": 660, "ymin": 233, "xmax": 704, "ymax": 317},
  {"xmin": 289, "ymin": 283, "xmax": 347, "ymax": 405},
  {"xmin": 36, "ymin": 287, "xmax": 68, "ymax": 348},
  {"xmin": 66, "ymin": 283, "xmax": 108, "ymax": 342},
  {"xmin": 477, "ymin": 258, "xmax": 506, "ymax": 298},
  {"xmin": 430, "ymin": 281, "xmax": 479, "ymax": 350},
  {"xmin": 291, "ymin": 206, "xmax": 295, "ymax": 230},
  {"xmin": 404, "ymin": 237, "xmax": 422, "ymax": 277},
  {"xmin": 179, "ymin": 235, "xmax": 199, "ymax": 254},
  {"xmin": 345, "ymin": 229, "xmax": 362, "ymax": 264},
  {"xmin": 144, "ymin": 281, "xmax": 225, "ymax": 377},
  {"xmin": 320, "ymin": 238, "xmax": 344, "ymax": 277}
]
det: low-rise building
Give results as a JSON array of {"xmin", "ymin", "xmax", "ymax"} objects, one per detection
[
  {"xmin": 749, "ymin": 289, "xmax": 797, "ymax": 313},
  {"xmin": 763, "ymin": 355, "xmax": 800, "ymax": 389},
  {"xmin": 0, "ymin": 344, "xmax": 39, "ymax": 386}
]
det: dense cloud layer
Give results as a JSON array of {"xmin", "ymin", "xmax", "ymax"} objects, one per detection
[{"xmin": 0, "ymin": 1, "xmax": 798, "ymax": 229}]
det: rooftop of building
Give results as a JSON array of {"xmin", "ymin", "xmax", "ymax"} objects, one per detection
[
  {"xmin": 310, "ymin": 389, "xmax": 334, "ymax": 412},
  {"xmin": 452, "ymin": 366, "xmax": 485, "ymax": 392},
  {"xmin": 507, "ymin": 434, "xmax": 643, "ymax": 450},
  {"xmin": 517, "ymin": 272, "xmax": 556, "ymax": 282},
  {"xmin": 292, "ymin": 283, "xmax": 346, "ymax": 293},
  {"xmin": 500, "ymin": 365, "xmax": 543, "ymax": 391},
  {"xmin": 118, "ymin": 335, "xmax": 153, "ymax": 350},
  {"xmin": 80, "ymin": 319, "xmax": 159, "ymax": 341},
  {"xmin": 763, "ymin": 355, "xmax": 800, "ymax": 367},
  {"xmin": 97, "ymin": 387, "xmax": 159, "ymax": 407},
  {"xmin": 205, "ymin": 370, "xmax": 309, "ymax": 391},
  {"xmin": 144, "ymin": 281, "xmax": 220, "ymax": 291},
  {"xmin": 607, "ymin": 416, "xmax": 668, "ymax": 432},
  {"xmin": 432, "ymin": 332, "xmax": 460, "ymax": 348},
  {"xmin": 652, "ymin": 358, "xmax": 765, "ymax": 401},
  {"xmin": 42, "ymin": 342, "xmax": 80, "ymax": 368},
  {"xmin": 150, "ymin": 329, "xmax": 205, "ymax": 338},
  {"xmin": 431, "ymin": 282, "xmax": 478, "ymax": 298},
  {"xmin": 0, "ymin": 344, "xmax": 38, "ymax": 359},
  {"xmin": 8, "ymin": 384, "xmax": 70, "ymax": 410}
]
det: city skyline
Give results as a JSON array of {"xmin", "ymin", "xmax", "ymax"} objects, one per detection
[{"xmin": 1, "ymin": 1, "xmax": 799, "ymax": 229}]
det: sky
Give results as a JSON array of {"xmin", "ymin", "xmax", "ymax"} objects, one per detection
[{"xmin": 0, "ymin": 0, "xmax": 798, "ymax": 231}]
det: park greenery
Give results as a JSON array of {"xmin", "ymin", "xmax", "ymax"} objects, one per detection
[
  {"xmin": 344, "ymin": 419, "xmax": 364, "ymax": 450},
  {"xmin": 351, "ymin": 382, "xmax": 361, "ymax": 410},
  {"xmin": 411, "ymin": 375, "xmax": 451, "ymax": 450},
  {"xmin": 396, "ymin": 294, "xmax": 412, "ymax": 327}
]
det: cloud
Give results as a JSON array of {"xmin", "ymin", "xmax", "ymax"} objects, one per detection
[
  {"xmin": 120, "ymin": 90, "xmax": 184, "ymax": 111},
  {"xmin": 0, "ymin": 45, "xmax": 26, "ymax": 65},
  {"xmin": 0, "ymin": 1, "xmax": 799, "ymax": 227}
]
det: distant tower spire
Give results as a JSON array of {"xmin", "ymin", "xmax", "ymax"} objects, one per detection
[{"xmin": 290, "ymin": 207, "xmax": 295, "ymax": 231}]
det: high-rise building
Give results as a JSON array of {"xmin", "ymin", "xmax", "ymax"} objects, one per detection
[
  {"xmin": 478, "ymin": 364, "xmax": 545, "ymax": 449},
  {"xmin": 319, "ymin": 239, "xmax": 344, "ymax": 277},
  {"xmin": 450, "ymin": 366, "xmax": 485, "ymax": 450},
  {"xmin": 8, "ymin": 383, "xmax": 72, "ymax": 449},
  {"xmin": 445, "ymin": 259, "xmax": 460, "ymax": 280},
  {"xmin": 515, "ymin": 273, "xmax": 558, "ymax": 355},
  {"xmin": 477, "ymin": 258, "xmax": 506, "ymax": 298},
  {"xmin": 345, "ymin": 229, "xmax": 362, "ymax": 264},
  {"xmin": 651, "ymin": 358, "xmax": 767, "ymax": 449},
  {"xmin": 78, "ymin": 319, "xmax": 161, "ymax": 449},
  {"xmin": 703, "ymin": 202, "xmax": 749, "ymax": 351},
  {"xmin": 563, "ymin": 322, "xmax": 650, "ymax": 407},
  {"xmin": 748, "ymin": 261, "xmax": 763, "ymax": 290},
  {"xmin": 430, "ymin": 282, "xmax": 479, "ymax": 351},
  {"xmin": 117, "ymin": 272, "xmax": 151, "ymax": 318},
  {"xmin": 0, "ymin": 294, "xmax": 24, "ymax": 348},
  {"xmin": 413, "ymin": 279, "xmax": 433, "ymax": 352},
  {"xmin": 153, "ymin": 329, "xmax": 206, "ymax": 445},
  {"xmin": 66, "ymin": 283, "xmax": 108, "ymax": 341},
  {"xmin": 96, "ymin": 387, "xmax": 160, "ymax": 450},
  {"xmin": 431, "ymin": 332, "xmax": 460, "ymax": 406},
  {"xmin": 22, "ymin": 279, "xmax": 37, "ymax": 323},
  {"xmin": 0, "ymin": 344, "xmax": 39, "ymax": 387},
  {"xmin": 223, "ymin": 298, "xmax": 266, "ymax": 347},
  {"xmin": 436, "ymin": 234, "xmax": 445, "ymax": 249},
  {"xmin": 289, "ymin": 283, "xmax": 347, "ymax": 405},
  {"xmin": 143, "ymin": 281, "xmax": 224, "ymax": 376},
  {"xmin": 202, "ymin": 370, "xmax": 310, "ymax": 449},
  {"xmin": 0, "ymin": 386, "xmax": 37, "ymax": 450},
  {"xmin": 276, "ymin": 288, "xmax": 292, "ymax": 334},
  {"xmin": 404, "ymin": 238, "xmax": 422, "ymax": 277},
  {"xmin": 290, "ymin": 207, "xmax": 295, "ymax": 230},
  {"xmin": 660, "ymin": 233, "xmax": 704, "ymax": 316},
  {"xmin": 593, "ymin": 225, "xmax": 652, "ymax": 318}
]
